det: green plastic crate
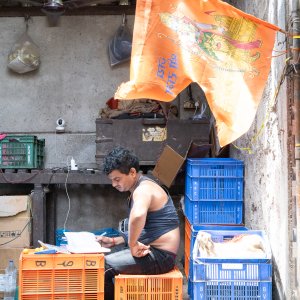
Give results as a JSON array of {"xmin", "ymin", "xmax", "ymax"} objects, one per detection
[{"xmin": 0, "ymin": 135, "xmax": 45, "ymax": 169}]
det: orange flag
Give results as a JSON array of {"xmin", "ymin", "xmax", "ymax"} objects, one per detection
[{"xmin": 115, "ymin": 0, "xmax": 280, "ymax": 147}]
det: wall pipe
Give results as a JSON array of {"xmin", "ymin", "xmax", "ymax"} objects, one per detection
[{"xmin": 290, "ymin": 0, "xmax": 300, "ymax": 298}]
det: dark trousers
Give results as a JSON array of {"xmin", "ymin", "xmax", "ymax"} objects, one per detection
[{"xmin": 104, "ymin": 246, "xmax": 176, "ymax": 300}]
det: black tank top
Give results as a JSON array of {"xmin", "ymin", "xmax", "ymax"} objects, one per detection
[{"xmin": 127, "ymin": 175, "xmax": 179, "ymax": 245}]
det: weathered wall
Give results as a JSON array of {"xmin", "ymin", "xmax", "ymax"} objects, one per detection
[
  {"xmin": 0, "ymin": 15, "xmax": 134, "ymax": 169},
  {"xmin": 229, "ymin": 0, "xmax": 293, "ymax": 299}
]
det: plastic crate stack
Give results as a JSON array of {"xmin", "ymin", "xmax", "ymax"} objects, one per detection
[
  {"xmin": 183, "ymin": 158, "xmax": 272, "ymax": 299},
  {"xmin": 184, "ymin": 158, "xmax": 244, "ymax": 225},
  {"xmin": 0, "ymin": 135, "xmax": 45, "ymax": 169},
  {"xmin": 190, "ymin": 229, "xmax": 272, "ymax": 300}
]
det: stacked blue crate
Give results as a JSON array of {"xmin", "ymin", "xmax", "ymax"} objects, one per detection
[
  {"xmin": 184, "ymin": 158, "xmax": 244, "ymax": 225},
  {"xmin": 191, "ymin": 230, "xmax": 272, "ymax": 300},
  {"xmin": 183, "ymin": 158, "xmax": 246, "ymax": 298},
  {"xmin": 185, "ymin": 222, "xmax": 248, "ymax": 298}
]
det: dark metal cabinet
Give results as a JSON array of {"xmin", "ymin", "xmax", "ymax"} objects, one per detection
[{"xmin": 95, "ymin": 118, "xmax": 210, "ymax": 166}]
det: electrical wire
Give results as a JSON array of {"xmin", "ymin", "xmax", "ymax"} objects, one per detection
[
  {"xmin": 0, "ymin": 218, "xmax": 31, "ymax": 246},
  {"xmin": 63, "ymin": 158, "xmax": 71, "ymax": 232}
]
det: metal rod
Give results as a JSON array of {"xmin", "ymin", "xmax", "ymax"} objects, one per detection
[{"xmin": 291, "ymin": 0, "xmax": 300, "ymax": 297}]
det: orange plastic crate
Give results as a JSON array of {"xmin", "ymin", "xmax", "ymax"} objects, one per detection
[
  {"xmin": 184, "ymin": 218, "xmax": 192, "ymax": 277},
  {"xmin": 115, "ymin": 267, "xmax": 183, "ymax": 300},
  {"xmin": 19, "ymin": 252, "xmax": 104, "ymax": 300}
]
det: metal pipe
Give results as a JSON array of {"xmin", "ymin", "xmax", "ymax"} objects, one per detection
[{"xmin": 291, "ymin": 0, "xmax": 300, "ymax": 298}]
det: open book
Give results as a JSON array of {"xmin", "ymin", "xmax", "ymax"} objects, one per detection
[{"xmin": 64, "ymin": 231, "xmax": 111, "ymax": 253}]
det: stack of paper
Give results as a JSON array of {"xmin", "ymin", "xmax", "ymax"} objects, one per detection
[{"xmin": 64, "ymin": 231, "xmax": 111, "ymax": 253}]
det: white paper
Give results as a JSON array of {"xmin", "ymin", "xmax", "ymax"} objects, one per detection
[{"xmin": 64, "ymin": 231, "xmax": 111, "ymax": 253}]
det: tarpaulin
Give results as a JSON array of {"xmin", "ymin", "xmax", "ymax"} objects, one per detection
[{"xmin": 115, "ymin": 0, "xmax": 279, "ymax": 146}]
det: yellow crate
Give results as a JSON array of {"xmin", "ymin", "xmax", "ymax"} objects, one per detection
[
  {"xmin": 115, "ymin": 268, "xmax": 183, "ymax": 300},
  {"xmin": 19, "ymin": 252, "xmax": 104, "ymax": 300}
]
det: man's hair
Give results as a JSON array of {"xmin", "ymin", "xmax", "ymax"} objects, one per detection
[{"xmin": 102, "ymin": 146, "xmax": 140, "ymax": 175}]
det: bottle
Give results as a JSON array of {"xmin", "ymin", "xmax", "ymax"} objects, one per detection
[{"xmin": 4, "ymin": 260, "xmax": 17, "ymax": 300}]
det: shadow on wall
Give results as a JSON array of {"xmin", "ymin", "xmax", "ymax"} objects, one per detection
[
  {"xmin": 272, "ymin": 258, "xmax": 285, "ymax": 300},
  {"xmin": 55, "ymin": 184, "xmax": 128, "ymax": 232}
]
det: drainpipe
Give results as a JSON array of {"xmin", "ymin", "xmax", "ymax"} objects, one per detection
[{"xmin": 291, "ymin": 0, "xmax": 300, "ymax": 298}]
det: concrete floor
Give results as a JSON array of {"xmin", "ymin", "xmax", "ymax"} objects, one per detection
[
  {"xmin": 177, "ymin": 261, "xmax": 190, "ymax": 300},
  {"xmin": 183, "ymin": 273, "xmax": 190, "ymax": 300}
]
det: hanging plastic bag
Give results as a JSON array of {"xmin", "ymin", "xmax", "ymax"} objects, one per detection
[
  {"xmin": 108, "ymin": 14, "xmax": 132, "ymax": 67},
  {"xmin": 7, "ymin": 29, "xmax": 40, "ymax": 74}
]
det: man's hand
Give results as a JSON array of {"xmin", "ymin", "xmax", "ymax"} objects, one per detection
[
  {"xmin": 96, "ymin": 236, "xmax": 117, "ymax": 248},
  {"xmin": 130, "ymin": 241, "xmax": 151, "ymax": 257}
]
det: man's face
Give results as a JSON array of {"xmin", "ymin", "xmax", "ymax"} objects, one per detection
[{"xmin": 108, "ymin": 169, "xmax": 136, "ymax": 192}]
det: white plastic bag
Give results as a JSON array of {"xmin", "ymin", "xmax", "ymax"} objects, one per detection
[{"xmin": 7, "ymin": 31, "xmax": 40, "ymax": 74}]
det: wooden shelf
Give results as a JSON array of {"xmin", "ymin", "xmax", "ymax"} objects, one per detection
[{"xmin": 0, "ymin": 168, "xmax": 110, "ymax": 185}]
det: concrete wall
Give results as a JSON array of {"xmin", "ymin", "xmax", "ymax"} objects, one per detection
[
  {"xmin": 0, "ymin": 15, "xmax": 134, "ymax": 169},
  {"xmin": 229, "ymin": 0, "xmax": 293, "ymax": 299}
]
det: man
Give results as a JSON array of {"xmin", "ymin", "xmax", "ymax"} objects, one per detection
[{"xmin": 97, "ymin": 146, "xmax": 180, "ymax": 300}]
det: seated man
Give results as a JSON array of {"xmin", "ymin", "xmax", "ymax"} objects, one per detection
[{"xmin": 97, "ymin": 146, "xmax": 180, "ymax": 300}]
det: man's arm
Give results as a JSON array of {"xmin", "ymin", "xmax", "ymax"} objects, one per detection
[
  {"xmin": 128, "ymin": 185, "xmax": 151, "ymax": 256},
  {"xmin": 96, "ymin": 235, "xmax": 124, "ymax": 247}
]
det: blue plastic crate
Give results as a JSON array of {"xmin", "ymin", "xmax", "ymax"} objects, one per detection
[
  {"xmin": 185, "ymin": 158, "xmax": 244, "ymax": 202},
  {"xmin": 185, "ymin": 222, "xmax": 249, "ymax": 296},
  {"xmin": 191, "ymin": 281, "xmax": 272, "ymax": 300},
  {"xmin": 185, "ymin": 174, "xmax": 244, "ymax": 201},
  {"xmin": 190, "ymin": 230, "xmax": 272, "ymax": 300},
  {"xmin": 186, "ymin": 158, "xmax": 244, "ymax": 178},
  {"xmin": 56, "ymin": 227, "xmax": 120, "ymax": 246},
  {"xmin": 184, "ymin": 194, "xmax": 243, "ymax": 225},
  {"xmin": 188, "ymin": 278, "xmax": 194, "ymax": 299}
]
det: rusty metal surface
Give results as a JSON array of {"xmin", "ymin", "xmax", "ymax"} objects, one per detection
[{"xmin": 95, "ymin": 118, "xmax": 211, "ymax": 166}]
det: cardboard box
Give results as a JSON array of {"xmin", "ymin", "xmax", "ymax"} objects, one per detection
[
  {"xmin": 0, "ymin": 196, "xmax": 31, "ymax": 249},
  {"xmin": 153, "ymin": 143, "xmax": 211, "ymax": 187},
  {"xmin": 0, "ymin": 248, "xmax": 23, "ymax": 271}
]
